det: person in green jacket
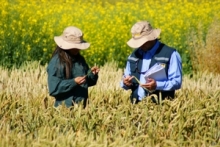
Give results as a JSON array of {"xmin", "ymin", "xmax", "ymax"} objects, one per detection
[{"xmin": 47, "ymin": 26, "xmax": 99, "ymax": 108}]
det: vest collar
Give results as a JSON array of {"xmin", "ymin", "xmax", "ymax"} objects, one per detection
[{"xmin": 138, "ymin": 40, "xmax": 160, "ymax": 56}]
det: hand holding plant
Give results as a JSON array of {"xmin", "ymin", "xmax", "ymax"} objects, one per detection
[
  {"xmin": 91, "ymin": 66, "xmax": 100, "ymax": 75},
  {"xmin": 74, "ymin": 76, "xmax": 86, "ymax": 85},
  {"xmin": 123, "ymin": 75, "xmax": 134, "ymax": 87},
  {"xmin": 140, "ymin": 78, "xmax": 157, "ymax": 91}
]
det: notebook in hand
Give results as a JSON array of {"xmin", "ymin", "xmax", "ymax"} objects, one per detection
[{"xmin": 144, "ymin": 63, "xmax": 167, "ymax": 81}]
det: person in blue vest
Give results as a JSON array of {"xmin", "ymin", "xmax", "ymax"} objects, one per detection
[
  {"xmin": 47, "ymin": 26, "xmax": 99, "ymax": 108},
  {"xmin": 121, "ymin": 21, "xmax": 182, "ymax": 104}
]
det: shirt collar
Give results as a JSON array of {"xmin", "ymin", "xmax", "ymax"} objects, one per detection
[{"xmin": 138, "ymin": 40, "xmax": 160, "ymax": 55}]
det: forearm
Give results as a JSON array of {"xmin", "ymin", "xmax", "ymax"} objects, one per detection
[
  {"xmin": 87, "ymin": 72, "xmax": 98, "ymax": 87},
  {"xmin": 156, "ymin": 77, "xmax": 182, "ymax": 91}
]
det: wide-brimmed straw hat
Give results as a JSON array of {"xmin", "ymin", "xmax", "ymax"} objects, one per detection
[
  {"xmin": 54, "ymin": 26, "xmax": 90, "ymax": 50},
  {"xmin": 127, "ymin": 21, "xmax": 161, "ymax": 48}
]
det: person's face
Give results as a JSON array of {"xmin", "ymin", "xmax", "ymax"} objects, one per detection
[
  {"xmin": 68, "ymin": 48, "xmax": 80, "ymax": 55},
  {"xmin": 139, "ymin": 39, "xmax": 156, "ymax": 52}
]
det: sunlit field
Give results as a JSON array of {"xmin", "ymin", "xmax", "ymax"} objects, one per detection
[
  {"xmin": 0, "ymin": 62, "xmax": 220, "ymax": 146},
  {"xmin": 1, "ymin": 0, "xmax": 220, "ymax": 146}
]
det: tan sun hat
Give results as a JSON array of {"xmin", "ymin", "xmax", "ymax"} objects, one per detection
[
  {"xmin": 54, "ymin": 26, "xmax": 90, "ymax": 50},
  {"xmin": 127, "ymin": 21, "xmax": 161, "ymax": 48}
]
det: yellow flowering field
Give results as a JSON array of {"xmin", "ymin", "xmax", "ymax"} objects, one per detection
[{"xmin": 0, "ymin": 0, "xmax": 220, "ymax": 72}]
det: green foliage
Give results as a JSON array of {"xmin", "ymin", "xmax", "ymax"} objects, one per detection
[{"xmin": 188, "ymin": 19, "xmax": 220, "ymax": 74}]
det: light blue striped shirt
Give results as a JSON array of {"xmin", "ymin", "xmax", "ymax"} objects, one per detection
[{"xmin": 120, "ymin": 41, "xmax": 182, "ymax": 100}]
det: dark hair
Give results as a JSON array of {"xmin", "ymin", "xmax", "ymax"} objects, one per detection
[{"xmin": 52, "ymin": 46, "xmax": 72, "ymax": 79}]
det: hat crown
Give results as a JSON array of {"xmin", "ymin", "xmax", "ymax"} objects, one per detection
[
  {"xmin": 62, "ymin": 26, "xmax": 83, "ymax": 43},
  {"xmin": 54, "ymin": 26, "xmax": 90, "ymax": 50},
  {"xmin": 131, "ymin": 21, "xmax": 153, "ymax": 39}
]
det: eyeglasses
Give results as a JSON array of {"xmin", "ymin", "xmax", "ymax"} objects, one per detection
[{"xmin": 135, "ymin": 59, "xmax": 148, "ymax": 74}]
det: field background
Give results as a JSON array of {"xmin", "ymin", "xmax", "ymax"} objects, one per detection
[
  {"xmin": 0, "ymin": 0, "xmax": 220, "ymax": 146},
  {"xmin": 0, "ymin": 62, "xmax": 220, "ymax": 146},
  {"xmin": 1, "ymin": 0, "xmax": 220, "ymax": 74}
]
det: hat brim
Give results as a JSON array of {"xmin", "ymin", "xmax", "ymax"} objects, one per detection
[
  {"xmin": 127, "ymin": 29, "xmax": 161, "ymax": 48},
  {"xmin": 54, "ymin": 36, "xmax": 90, "ymax": 50}
]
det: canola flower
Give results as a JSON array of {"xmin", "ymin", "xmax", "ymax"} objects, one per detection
[{"xmin": 0, "ymin": 0, "xmax": 220, "ymax": 73}]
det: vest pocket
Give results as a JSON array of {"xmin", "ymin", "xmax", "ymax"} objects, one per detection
[{"xmin": 128, "ymin": 60, "xmax": 137, "ymax": 73}]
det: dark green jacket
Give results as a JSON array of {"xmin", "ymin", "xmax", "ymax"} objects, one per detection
[{"xmin": 47, "ymin": 53, "xmax": 98, "ymax": 107}]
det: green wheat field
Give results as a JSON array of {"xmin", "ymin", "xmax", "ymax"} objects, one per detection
[{"xmin": 0, "ymin": 62, "xmax": 220, "ymax": 146}]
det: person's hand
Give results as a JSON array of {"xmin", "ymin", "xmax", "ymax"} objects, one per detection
[
  {"xmin": 141, "ymin": 78, "xmax": 157, "ymax": 91},
  {"xmin": 91, "ymin": 66, "xmax": 100, "ymax": 75},
  {"xmin": 123, "ymin": 75, "xmax": 133, "ymax": 87},
  {"xmin": 74, "ymin": 76, "xmax": 86, "ymax": 85}
]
